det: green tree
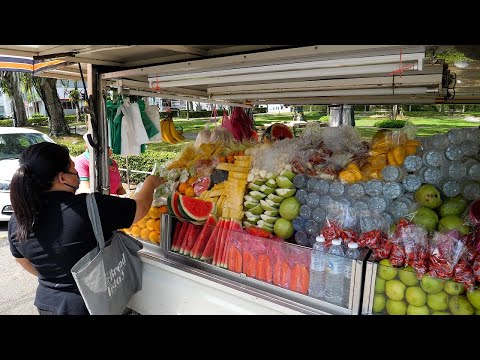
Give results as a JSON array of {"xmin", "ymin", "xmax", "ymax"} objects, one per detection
[{"xmin": 0, "ymin": 71, "xmax": 28, "ymax": 126}]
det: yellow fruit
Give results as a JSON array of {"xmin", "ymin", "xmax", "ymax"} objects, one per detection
[
  {"xmin": 131, "ymin": 225, "xmax": 141, "ymax": 237},
  {"xmin": 146, "ymin": 218, "xmax": 156, "ymax": 231},
  {"xmin": 148, "ymin": 207, "xmax": 160, "ymax": 219},
  {"xmin": 350, "ymin": 169, "xmax": 363, "ymax": 181},
  {"xmin": 154, "ymin": 219, "xmax": 161, "ymax": 233},
  {"xmin": 339, "ymin": 170, "xmax": 357, "ymax": 183},
  {"xmin": 137, "ymin": 218, "xmax": 148, "ymax": 228},
  {"xmin": 346, "ymin": 162, "xmax": 361, "ymax": 173},
  {"xmin": 405, "ymin": 139, "xmax": 421, "ymax": 147},
  {"xmin": 405, "ymin": 146, "xmax": 417, "ymax": 155},
  {"xmin": 393, "ymin": 146, "xmax": 406, "ymax": 165},
  {"xmin": 369, "ymin": 149, "xmax": 388, "ymax": 157},
  {"xmin": 140, "ymin": 228, "xmax": 151, "ymax": 241},
  {"xmin": 149, "ymin": 231, "xmax": 160, "ymax": 244},
  {"xmin": 185, "ymin": 186, "xmax": 195, "ymax": 197},
  {"xmin": 387, "ymin": 151, "xmax": 398, "ymax": 166}
]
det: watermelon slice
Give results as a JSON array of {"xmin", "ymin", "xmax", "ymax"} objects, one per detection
[
  {"xmin": 178, "ymin": 195, "xmax": 216, "ymax": 223},
  {"xmin": 227, "ymin": 246, "xmax": 243, "ymax": 273},
  {"xmin": 245, "ymin": 226, "xmax": 272, "ymax": 239},
  {"xmin": 200, "ymin": 218, "xmax": 223, "ymax": 263},
  {"xmin": 220, "ymin": 219, "xmax": 242, "ymax": 268},
  {"xmin": 257, "ymin": 254, "xmax": 273, "ymax": 283},
  {"xmin": 171, "ymin": 221, "xmax": 188, "ymax": 252},
  {"xmin": 191, "ymin": 214, "xmax": 217, "ymax": 259},
  {"xmin": 243, "ymin": 252, "xmax": 257, "ymax": 278},
  {"xmin": 183, "ymin": 224, "xmax": 203, "ymax": 257},
  {"xmin": 179, "ymin": 223, "xmax": 194, "ymax": 254},
  {"xmin": 289, "ymin": 264, "xmax": 309, "ymax": 295},
  {"xmin": 171, "ymin": 221, "xmax": 183, "ymax": 251},
  {"xmin": 213, "ymin": 218, "xmax": 230, "ymax": 266},
  {"xmin": 169, "ymin": 192, "xmax": 184, "ymax": 220}
]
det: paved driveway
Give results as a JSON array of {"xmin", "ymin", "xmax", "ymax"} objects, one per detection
[{"xmin": 0, "ymin": 222, "xmax": 37, "ymax": 315}]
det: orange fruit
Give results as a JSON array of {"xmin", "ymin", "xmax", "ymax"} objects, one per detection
[
  {"xmin": 185, "ymin": 186, "xmax": 195, "ymax": 197},
  {"xmin": 149, "ymin": 231, "xmax": 160, "ymax": 244},
  {"xmin": 158, "ymin": 205, "xmax": 168, "ymax": 214},
  {"xmin": 187, "ymin": 177, "xmax": 197, "ymax": 185},
  {"xmin": 178, "ymin": 182, "xmax": 188, "ymax": 194},
  {"xmin": 137, "ymin": 218, "xmax": 148, "ymax": 228},
  {"xmin": 148, "ymin": 207, "xmax": 160, "ymax": 219},
  {"xmin": 154, "ymin": 219, "xmax": 161, "ymax": 233},
  {"xmin": 131, "ymin": 225, "xmax": 141, "ymax": 237},
  {"xmin": 140, "ymin": 228, "xmax": 151, "ymax": 241},
  {"xmin": 146, "ymin": 218, "xmax": 156, "ymax": 231}
]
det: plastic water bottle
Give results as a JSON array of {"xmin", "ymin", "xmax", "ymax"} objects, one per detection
[
  {"xmin": 325, "ymin": 239, "xmax": 345, "ymax": 307},
  {"xmin": 343, "ymin": 242, "xmax": 360, "ymax": 308},
  {"xmin": 308, "ymin": 235, "xmax": 327, "ymax": 300}
]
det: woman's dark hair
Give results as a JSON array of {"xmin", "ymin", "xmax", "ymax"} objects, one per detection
[{"xmin": 10, "ymin": 142, "xmax": 71, "ymax": 240}]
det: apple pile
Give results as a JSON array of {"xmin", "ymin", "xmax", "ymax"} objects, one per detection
[{"xmin": 373, "ymin": 259, "xmax": 480, "ymax": 315}]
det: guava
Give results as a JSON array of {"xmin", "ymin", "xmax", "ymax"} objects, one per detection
[
  {"xmin": 386, "ymin": 279, "xmax": 406, "ymax": 301},
  {"xmin": 420, "ymin": 274, "xmax": 445, "ymax": 294},
  {"xmin": 373, "ymin": 294, "xmax": 387, "ymax": 313},
  {"xmin": 438, "ymin": 215, "xmax": 470, "ymax": 235},
  {"xmin": 426, "ymin": 290, "xmax": 449, "ymax": 311},
  {"xmin": 415, "ymin": 184, "xmax": 442, "ymax": 209},
  {"xmin": 278, "ymin": 197, "xmax": 300, "ymax": 221},
  {"xmin": 444, "ymin": 280, "xmax": 465, "ymax": 295},
  {"xmin": 386, "ymin": 299, "xmax": 407, "ymax": 315},
  {"xmin": 439, "ymin": 196, "xmax": 468, "ymax": 218},
  {"xmin": 432, "ymin": 311, "xmax": 450, "ymax": 315},
  {"xmin": 412, "ymin": 207, "xmax": 439, "ymax": 231},
  {"xmin": 377, "ymin": 259, "xmax": 398, "ymax": 280},
  {"xmin": 374, "ymin": 276, "xmax": 386, "ymax": 294},
  {"xmin": 273, "ymin": 218, "xmax": 294, "ymax": 239},
  {"xmin": 405, "ymin": 286, "xmax": 427, "ymax": 306},
  {"xmin": 466, "ymin": 289, "xmax": 480, "ymax": 310},
  {"xmin": 449, "ymin": 295, "xmax": 475, "ymax": 315},
  {"xmin": 407, "ymin": 304, "xmax": 429, "ymax": 315},
  {"xmin": 398, "ymin": 266, "xmax": 419, "ymax": 286}
]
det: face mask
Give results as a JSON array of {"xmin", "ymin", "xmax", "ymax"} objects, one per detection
[{"xmin": 63, "ymin": 171, "xmax": 80, "ymax": 191}]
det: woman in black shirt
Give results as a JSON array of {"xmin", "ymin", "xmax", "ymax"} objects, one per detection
[{"xmin": 8, "ymin": 142, "xmax": 163, "ymax": 315}]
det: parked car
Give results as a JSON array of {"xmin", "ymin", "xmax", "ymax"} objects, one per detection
[{"xmin": 0, "ymin": 127, "xmax": 55, "ymax": 221}]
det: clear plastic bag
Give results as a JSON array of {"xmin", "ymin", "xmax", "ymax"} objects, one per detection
[{"xmin": 428, "ymin": 230, "xmax": 466, "ymax": 279}]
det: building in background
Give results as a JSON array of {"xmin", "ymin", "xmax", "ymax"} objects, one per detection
[{"xmin": 267, "ymin": 104, "xmax": 293, "ymax": 113}]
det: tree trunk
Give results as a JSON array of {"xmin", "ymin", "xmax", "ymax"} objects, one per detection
[
  {"xmin": 34, "ymin": 77, "xmax": 70, "ymax": 136},
  {"xmin": 2, "ymin": 72, "xmax": 28, "ymax": 127},
  {"xmin": 186, "ymin": 101, "xmax": 189, "ymax": 120},
  {"xmin": 74, "ymin": 101, "xmax": 81, "ymax": 122}
]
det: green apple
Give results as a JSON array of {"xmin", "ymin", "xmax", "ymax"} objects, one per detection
[
  {"xmin": 466, "ymin": 289, "xmax": 480, "ymax": 310},
  {"xmin": 377, "ymin": 259, "xmax": 398, "ymax": 280},
  {"xmin": 449, "ymin": 295, "xmax": 475, "ymax": 315},
  {"xmin": 386, "ymin": 299, "xmax": 407, "ymax": 315},
  {"xmin": 420, "ymin": 274, "xmax": 445, "ymax": 294},
  {"xmin": 432, "ymin": 311, "xmax": 450, "ymax": 315},
  {"xmin": 405, "ymin": 286, "xmax": 427, "ymax": 306},
  {"xmin": 375, "ymin": 277, "xmax": 386, "ymax": 294},
  {"xmin": 415, "ymin": 184, "xmax": 442, "ymax": 209},
  {"xmin": 412, "ymin": 207, "xmax": 439, "ymax": 231},
  {"xmin": 426, "ymin": 290, "xmax": 449, "ymax": 311},
  {"xmin": 407, "ymin": 304, "xmax": 429, "ymax": 315},
  {"xmin": 373, "ymin": 294, "xmax": 387, "ymax": 313},
  {"xmin": 386, "ymin": 279, "xmax": 406, "ymax": 301},
  {"xmin": 444, "ymin": 280, "xmax": 465, "ymax": 295},
  {"xmin": 437, "ymin": 215, "xmax": 470, "ymax": 235},
  {"xmin": 398, "ymin": 266, "xmax": 419, "ymax": 286}
]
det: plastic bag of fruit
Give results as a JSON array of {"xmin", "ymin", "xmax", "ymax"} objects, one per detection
[
  {"xmin": 452, "ymin": 256, "xmax": 475, "ymax": 291},
  {"xmin": 398, "ymin": 223, "xmax": 429, "ymax": 276},
  {"xmin": 322, "ymin": 201, "xmax": 358, "ymax": 247},
  {"xmin": 287, "ymin": 246, "xmax": 311, "ymax": 295},
  {"xmin": 428, "ymin": 230, "xmax": 466, "ymax": 279}
]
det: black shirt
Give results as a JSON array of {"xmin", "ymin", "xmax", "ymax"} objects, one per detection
[{"xmin": 8, "ymin": 191, "xmax": 136, "ymax": 315}]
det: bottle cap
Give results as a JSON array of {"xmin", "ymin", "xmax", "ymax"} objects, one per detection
[
  {"xmin": 332, "ymin": 239, "xmax": 342, "ymax": 246},
  {"xmin": 348, "ymin": 242, "xmax": 359, "ymax": 249},
  {"xmin": 315, "ymin": 235, "xmax": 325, "ymax": 242}
]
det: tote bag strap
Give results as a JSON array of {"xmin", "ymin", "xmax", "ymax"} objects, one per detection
[{"xmin": 86, "ymin": 193, "xmax": 106, "ymax": 251}]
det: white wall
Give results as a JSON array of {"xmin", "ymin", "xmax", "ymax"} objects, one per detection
[{"xmin": 267, "ymin": 104, "xmax": 292, "ymax": 114}]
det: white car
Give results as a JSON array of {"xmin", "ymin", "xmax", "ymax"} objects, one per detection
[{"xmin": 0, "ymin": 127, "xmax": 55, "ymax": 221}]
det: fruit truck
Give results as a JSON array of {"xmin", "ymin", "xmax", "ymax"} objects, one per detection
[{"xmin": 16, "ymin": 44, "xmax": 476, "ymax": 314}]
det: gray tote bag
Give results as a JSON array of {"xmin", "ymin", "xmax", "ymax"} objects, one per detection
[{"xmin": 71, "ymin": 193, "xmax": 143, "ymax": 315}]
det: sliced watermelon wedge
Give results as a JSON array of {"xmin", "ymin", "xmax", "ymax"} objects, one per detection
[
  {"xmin": 169, "ymin": 192, "xmax": 184, "ymax": 220},
  {"xmin": 191, "ymin": 214, "xmax": 217, "ymax": 259},
  {"xmin": 245, "ymin": 226, "xmax": 272, "ymax": 239},
  {"xmin": 183, "ymin": 224, "xmax": 203, "ymax": 257},
  {"xmin": 213, "ymin": 218, "xmax": 230, "ymax": 266},
  {"xmin": 227, "ymin": 246, "xmax": 243, "ymax": 273},
  {"xmin": 221, "ymin": 219, "xmax": 242, "ymax": 268},
  {"xmin": 171, "ymin": 221, "xmax": 183, "ymax": 251},
  {"xmin": 179, "ymin": 223, "xmax": 194, "ymax": 254},
  {"xmin": 178, "ymin": 195, "xmax": 216, "ymax": 223},
  {"xmin": 200, "ymin": 218, "xmax": 223, "ymax": 263},
  {"xmin": 257, "ymin": 254, "xmax": 273, "ymax": 283},
  {"xmin": 171, "ymin": 221, "xmax": 188, "ymax": 252},
  {"xmin": 243, "ymin": 251, "xmax": 257, "ymax": 278}
]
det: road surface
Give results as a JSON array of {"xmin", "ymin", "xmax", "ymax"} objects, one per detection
[{"xmin": 0, "ymin": 222, "xmax": 38, "ymax": 315}]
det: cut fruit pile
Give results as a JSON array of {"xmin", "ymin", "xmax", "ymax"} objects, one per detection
[{"xmin": 123, "ymin": 205, "xmax": 168, "ymax": 244}]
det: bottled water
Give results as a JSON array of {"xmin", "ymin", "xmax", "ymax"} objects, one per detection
[
  {"xmin": 306, "ymin": 178, "xmax": 317, "ymax": 192},
  {"xmin": 383, "ymin": 181, "xmax": 404, "ymax": 199},
  {"xmin": 466, "ymin": 128, "xmax": 480, "ymax": 142},
  {"xmin": 336, "ymin": 197, "xmax": 352, "ymax": 207},
  {"xmin": 312, "ymin": 207, "xmax": 326, "ymax": 225},
  {"xmin": 329, "ymin": 181, "xmax": 345, "ymax": 197},
  {"xmin": 403, "ymin": 155, "xmax": 423, "ymax": 173},
  {"xmin": 447, "ymin": 128, "xmax": 466, "ymax": 145},
  {"xmin": 382, "ymin": 166, "xmax": 405, "ymax": 182},
  {"xmin": 293, "ymin": 174, "xmax": 307, "ymax": 189},
  {"xmin": 293, "ymin": 217, "xmax": 307, "ymax": 231},
  {"xmin": 445, "ymin": 144, "xmax": 464, "ymax": 161},
  {"xmin": 308, "ymin": 235, "xmax": 327, "ymax": 300},
  {"xmin": 422, "ymin": 150, "xmax": 445, "ymax": 168},
  {"xmin": 306, "ymin": 192, "xmax": 320, "ymax": 208},
  {"xmin": 382, "ymin": 212, "xmax": 394, "ymax": 228},
  {"xmin": 318, "ymin": 195, "xmax": 334, "ymax": 209},
  {"xmin": 365, "ymin": 180, "xmax": 384, "ymax": 197},
  {"xmin": 465, "ymin": 159, "xmax": 480, "ymax": 181},
  {"xmin": 325, "ymin": 239, "xmax": 345, "ymax": 307},
  {"xmin": 296, "ymin": 189, "xmax": 308, "ymax": 204},
  {"xmin": 343, "ymin": 242, "xmax": 360, "ymax": 308},
  {"xmin": 353, "ymin": 199, "xmax": 369, "ymax": 212},
  {"xmin": 347, "ymin": 183, "xmax": 365, "ymax": 199},
  {"xmin": 300, "ymin": 204, "xmax": 312, "ymax": 219},
  {"xmin": 444, "ymin": 161, "xmax": 467, "ymax": 180},
  {"xmin": 432, "ymin": 133, "xmax": 450, "ymax": 149},
  {"xmin": 367, "ymin": 196, "xmax": 388, "ymax": 213},
  {"xmin": 402, "ymin": 174, "xmax": 422, "ymax": 192},
  {"xmin": 389, "ymin": 199, "xmax": 410, "ymax": 220},
  {"xmin": 305, "ymin": 219, "xmax": 320, "ymax": 235},
  {"xmin": 462, "ymin": 181, "xmax": 480, "ymax": 201},
  {"xmin": 461, "ymin": 141, "xmax": 479, "ymax": 157},
  {"xmin": 295, "ymin": 231, "xmax": 310, "ymax": 246},
  {"xmin": 442, "ymin": 180, "xmax": 461, "ymax": 198},
  {"xmin": 419, "ymin": 166, "xmax": 442, "ymax": 185},
  {"xmin": 313, "ymin": 179, "xmax": 330, "ymax": 195}
]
